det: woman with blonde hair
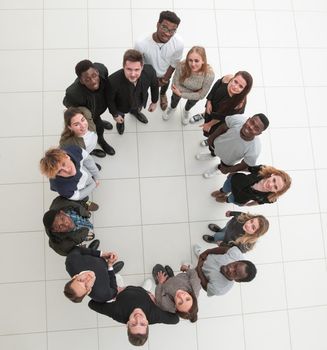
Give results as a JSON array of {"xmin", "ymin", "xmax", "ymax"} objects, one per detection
[
  {"xmin": 163, "ymin": 46, "xmax": 215, "ymax": 125},
  {"xmin": 212, "ymin": 165, "xmax": 291, "ymax": 206},
  {"xmin": 202, "ymin": 211, "xmax": 269, "ymax": 253}
]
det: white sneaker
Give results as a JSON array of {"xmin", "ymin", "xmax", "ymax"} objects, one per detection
[
  {"xmin": 142, "ymin": 278, "xmax": 154, "ymax": 292},
  {"xmin": 200, "ymin": 139, "xmax": 208, "ymax": 147},
  {"xmin": 203, "ymin": 165, "xmax": 219, "ymax": 179},
  {"xmin": 193, "ymin": 244, "xmax": 202, "ymax": 257},
  {"xmin": 181, "ymin": 108, "xmax": 190, "ymax": 125},
  {"xmin": 162, "ymin": 106, "xmax": 174, "ymax": 121},
  {"xmin": 195, "ymin": 152, "xmax": 214, "ymax": 161}
]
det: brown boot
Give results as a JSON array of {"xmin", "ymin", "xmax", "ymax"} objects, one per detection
[
  {"xmin": 216, "ymin": 195, "xmax": 227, "ymax": 203},
  {"xmin": 85, "ymin": 201, "xmax": 99, "ymax": 211}
]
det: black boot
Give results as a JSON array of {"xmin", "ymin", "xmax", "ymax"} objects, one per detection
[{"xmin": 98, "ymin": 137, "xmax": 115, "ymax": 155}]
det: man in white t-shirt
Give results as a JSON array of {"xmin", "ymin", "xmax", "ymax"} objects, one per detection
[
  {"xmin": 135, "ymin": 10, "xmax": 184, "ymax": 111},
  {"xmin": 194, "ymin": 245, "xmax": 257, "ymax": 297},
  {"xmin": 196, "ymin": 113, "xmax": 269, "ymax": 178}
]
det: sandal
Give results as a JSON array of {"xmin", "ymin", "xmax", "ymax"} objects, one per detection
[
  {"xmin": 160, "ymin": 94, "xmax": 168, "ymax": 111},
  {"xmin": 208, "ymin": 223, "xmax": 221, "ymax": 232}
]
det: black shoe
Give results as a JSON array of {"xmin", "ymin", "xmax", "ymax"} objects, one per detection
[
  {"xmin": 98, "ymin": 138, "xmax": 115, "ymax": 155},
  {"xmin": 90, "ymin": 149, "xmax": 106, "ymax": 158},
  {"xmin": 164, "ymin": 265, "xmax": 174, "ymax": 278},
  {"xmin": 95, "ymin": 163, "xmax": 101, "ymax": 171},
  {"xmin": 152, "ymin": 264, "xmax": 166, "ymax": 284},
  {"xmin": 88, "ymin": 239, "xmax": 100, "ymax": 250},
  {"xmin": 132, "ymin": 111, "xmax": 148, "ymax": 124},
  {"xmin": 113, "ymin": 261, "xmax": 124, "ymax": 274},
  {"xmin": 102, "ymin": 120, "xmax": 113, "ymax": 130},
  {"xmin": 202, "ymin": 234, "xmax": 215, "ymax": 243},
  {"xmin": 116, "ymin": 122, "xmax": 125, "ymax": 135},
  {"xmin": 208, "ymin": 223, "xmax": 221, "ymax": 232}
]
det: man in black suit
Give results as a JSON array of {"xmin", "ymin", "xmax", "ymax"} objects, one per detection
[
  {"xmin": 64, "ymin": 247, "xmax": 124, "ymax": 303},
  {"xmin": 106, "ymin": 49, "xmax": 159, "ymax": 135},
  {"xmin": 89, "ymin": 286, "xmax": 179, "ymax": 346}
]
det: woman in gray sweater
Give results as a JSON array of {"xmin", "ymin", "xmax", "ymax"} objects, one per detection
[
  {"xmin": 154, "ymin": 264, "xmax": 201, "ymax": 322},
  {"xmin": 162, "ymin": 46, "xmax": 215, "ymax": 125}
]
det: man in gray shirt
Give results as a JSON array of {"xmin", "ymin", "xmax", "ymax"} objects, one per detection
[
  {"xmin": 194, "ymin": 245, "xmax": 257, "ymax": 297},
  {"xmin": 196, "ymin": 113, "xmax": 269, "ymax": 178}
]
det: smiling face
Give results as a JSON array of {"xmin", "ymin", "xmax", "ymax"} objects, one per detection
[
  {"xmin": 174, "ymin": 289, "xmax": 193, "ymax": 313},
  {"xmin": 55, "ymin": 154, "xmax": 76, "ymax": 177},
  {"xmin": 80, "ymin": 67, "xmax": 100, "ymax": 91},
  {"xmin": 123, "ymin": 60, "xmax": 143, "ymax": 83},
  {"xmin": 261, "ymin": 175, "xmax": 284, "ymax": 193},
  {"xmin": 227, "ymin": 74, "xmax": 247, "ymax": 96},
  {"xmin": 240, "ymin": 116, "xmax": 265, "ymax": 139},
  {"xmin": 156, "ymin": 19, "xmax": 178, "ymax": 43},
  {"xmin": 68, "ymin": 113, "xmax": 88, "ymax": 137},
  {"xmin": 243, "ymin": 218, "xmax": 260, "ymax": 235},
  {"xmin": 187, "ymin": 52, "xmax": 204, "ymax": 73},
  {"xmin": 70, "ymin": 271, "xmax": 96, "ymax": 298},
  {"xmin": 127, "ymin": 308, "xmax": 149, "ymax": 335},
  {"xmin": 220, "ymin": 262, "xmax": 248, "ymax": 281}
]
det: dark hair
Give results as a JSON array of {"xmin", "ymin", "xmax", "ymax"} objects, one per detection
[
  {"xmin": 218, "ymin": 71, "xmax": 253, "ymax": 116},
  {"xmin": 238, "ymin": 260, "xmax": 257, "ymax": 282},
  {"xmin": 158, "ymin": 10, "xmax": 181, "ymax": 25},
  {"xmin": 75, "ymin": 60, "xmax": 95, "ymax": 78},
  {"xmin": 63, "ymin": 279, "xmax": 85, "ymax": 303},
  {"xmin": 43, "ymin": 209, "xmax": 59, "ymax": 230},
  {"xmin": 127, "ymin": 326, "xmax": 149, "ymax": 346},
  {"xmin": 60, "ymin": 107, "xmax": 86, "ymax": 140},
  {"xmin": 254, "ymin": 113, "xmax": 269, "ymax": 130},
  {"xmin": 176, "ymin": 290, "xmax": 198, "ymax": 323},
  {"xmin": 123, "ymin": 49, "xmax": 144, "ymax": 66}
]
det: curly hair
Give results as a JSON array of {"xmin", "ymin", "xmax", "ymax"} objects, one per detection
[
  {"xmin": 40, "ymin": 148, "xmax": 67, "ymax": 179},
  {"xmin": 259, "ymin": 166, "xmax": 292, "ymax": 202}
]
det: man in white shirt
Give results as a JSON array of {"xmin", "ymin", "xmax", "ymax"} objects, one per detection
[
  {"xmin": 135, "ymin": 10, "xmax": 184, "ymax": 111},
  {"xmin": 196, "ymin": 113, "xmax": 269, "ymax": 178}
]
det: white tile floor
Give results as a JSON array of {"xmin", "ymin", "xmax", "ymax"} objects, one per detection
[{"xmin": 1, "ymin": 1, "xmax": 327, "ymax": 349}]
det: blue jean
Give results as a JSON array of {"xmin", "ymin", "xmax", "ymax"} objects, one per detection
[
  {"xmin": 213, "ymin": 227, "xmax": 226, "ymax": 242},
  {"xmin": 222, "ymin": 176, "xmax": 236, "ymax": 204}
]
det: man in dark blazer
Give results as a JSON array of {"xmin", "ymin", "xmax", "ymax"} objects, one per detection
[
  {"xmin": 43, "ymin": 196, "xmax": 99, "ymax": 256},
  {"xmin": 106, "ymin": 49, "xmax": 159, "ymax": 135},
  {"xmin": 64, "ymin": 247, "xmax": 124, "ymax": 303},
  {"xmin": 89, "ymin": 286, "xmax": 179, "ymax": 346},
  {"xmin": 63, "ymin": 59, "xmax": 115, "ymax": 155}
]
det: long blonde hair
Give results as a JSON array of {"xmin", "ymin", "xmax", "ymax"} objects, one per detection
[
  {"xmin": 179, "ymin": 46, "xmax": 210, "ymax": 82},
  {"xmin": 232, "ymin": 213, "xmax": 269, "ymax": 249},
  {"xmin": 259, "ymin": 166, "xmax": 292, "ymax": 202}
]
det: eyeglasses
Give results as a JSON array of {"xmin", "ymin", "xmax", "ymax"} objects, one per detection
[{"xmin": 159, "ymin": 24, "xmax": 177, "ymax": 35}]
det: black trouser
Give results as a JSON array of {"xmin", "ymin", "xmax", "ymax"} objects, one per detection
[
  {"xmin": 94, "ymin": 115, "xmax": 105, "ymax": 139},
  {"xmin": 160, "ymin": 81, "xmax": 170, "ymax": 95},
  {"xmin": 170, "ymin": 93, "xmax": 198, "ymax": 111}
]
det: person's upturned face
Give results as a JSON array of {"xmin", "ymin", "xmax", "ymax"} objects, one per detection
[
  {"xmin": 174, "ymin": 289, "xmax": 193, "ymax": 313},
  {"xmin": 243, "ymin": 218, "xmax": 260, "ymax": 235},
  {"xmin": 68, "ymin": 113, "xmax": 89, "ymax": 137},
  {"xmin": 241, "ymin": 116, "xmax": 265, "ymax": 138},
  {"xmin": 52, "ymin": 210, "xmax": 75, "ymax": 232},
  {"xmin": 261, "ymin": 175, "xmax": 284, "ymax": 193},
  {"xmin": 127, "ymin": 308, "xmax": 149, "ymax": 335},
  {"xmin": 70, "ymin": 271, "xmax": 96, "ymax": 297},
  {"xmin": 80, "ymin": 67, "xmax": 100, "ymax": 91},
  {"xmin": 227, "ymin": 74, "xmax": 247, "ymax": 96},
  {"xmin": 55, "ymin": 154, "xmax": 76, "ymax": 177},
  {"xmin": 123, "ymin": 60, "xmax": 143, "ymax": 83},
  {"xmin": 220, "ymin": 262, "xmax": 247, "ymax": 281},
  {"xmin": 156, "ymin": 19, "xmax": 178, "ymax": 43},
  {"xmin": 187, "ymin": 52, "xmax": 204, "ymax": 73}
]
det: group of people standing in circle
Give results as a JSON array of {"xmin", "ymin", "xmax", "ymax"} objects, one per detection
[{"xmin": 39, "ymin": 10, "xmax": 291, "ymax": 347}]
